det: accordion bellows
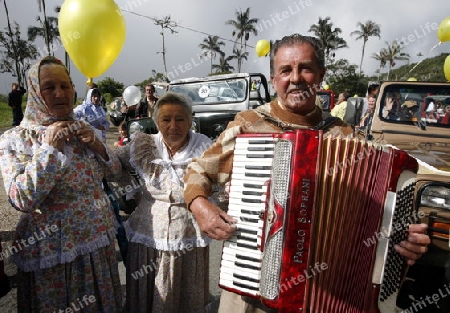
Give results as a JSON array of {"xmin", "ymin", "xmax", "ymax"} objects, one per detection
[{"xmin": 219, "ymin": 129, "xmax": 418, "ymax": 313}]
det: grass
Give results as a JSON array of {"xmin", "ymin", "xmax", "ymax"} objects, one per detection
[{"xmin": 0, "ymin": 101, "xmax": 16, "ymax": 129}]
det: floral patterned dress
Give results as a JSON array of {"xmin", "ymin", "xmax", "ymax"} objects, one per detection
[
  {"xmin": 0, "ymin": 56, "xmax": 123, "ymax": 312},
  {"xmin": 115, "ymin": 130, "xmax": 212, "ymax": 313}
]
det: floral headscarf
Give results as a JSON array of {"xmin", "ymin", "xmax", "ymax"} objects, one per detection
[{"xmin": 20, "ymin": 56, "xmax": 75, "ymax": 130}]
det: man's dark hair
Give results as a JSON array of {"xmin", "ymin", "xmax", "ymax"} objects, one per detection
[
  {"xmin": 342, "ymin": 91, "xmax": 351, "ymax": 101},
  {"xmin": 367, "ymin": 84, "xmax": 380, "ymax": 96},
  {"xmin": 270, "ymin": 34, "xmax": 325, "ymax": 76}
]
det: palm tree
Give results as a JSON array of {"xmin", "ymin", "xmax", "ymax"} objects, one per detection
[
  {"xmin": 212, "ymin": 56, "xmax": 234, "ymax": 74},
  {"xmin": 308, "ymin": 17, "xmax": 348, "ymax": 65},
  {"xmin": 382, "ymin": 41, "xmax": 410, "ymax": 80},
  {"xmin": 230, "ymin": 47, "xmax": 248, "ymax": 73},
  {"xmin": 350, "ymin": 20, "xmax": 381, "ymax": 89},
  {"xmin": 28, "ymin": 16, "xmax": 60, "ymax": 56},
  {"xmin": 225, "ymin": 7, "xmax": 259, "ymax": 51},
  {"xmin": 199, "ymin": 35, "xmax": 225, "ymax": 74},
  {"xmin": 154, "ymin": 16, "xmax": 178, "ymax": 80},
  {"xmin": 372, "ymin": 50, "xmax": 388, "ymax": 80}
]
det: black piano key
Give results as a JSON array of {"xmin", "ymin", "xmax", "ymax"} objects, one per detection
[
  {"xmin": 246, "ymin": 154, "xmax": 274, "ymax": 158},
  {"xmin": 237, "ymin": 228, "xmax": 258, "ymax": 236},
  {"xmin": 248, "ymin": 139, "xmax": 276, "ymax": 145},
  {"xmin": 243, "ymin": 183, "xmax": 263, "ymax": 189},
  {"xmin": 245, "ymin": 165, "xmax": 272, "ymax": 170},
  {"xmin": 234, "ymin": 261, "xmax": 260, "ymax": 271},
  {"xmin": 236, "ymin": 254, "xmax": 260, "ymax": 263},
  {"xmin": 237, "ymin": 242, "xmax": 257, "ymax": 250},
  {"xmin": 245, "ymin": 173, "xmax": 271, "ymax": 178},
  {"xmin": 233, "ymin": 273, "xmax": 260, "ymax": 283},
  {"xmin": 242, "ymin": 198, "xmax": 262, "ymax": 204},
  {"xmin": 233, "ymin": 281, "xmax": 259, "ymax": 291},
  {"xmin": 237, "ymin": 235, "xmax": 257, "ymax": 243},
  {"xmin": 247, "ymin": 146, "xmax": 274, "ymax": 151},
  {"xmin": 239, "ymin": 217, "xmax": 260, "ymax": 223},
  {"xmin": 243, "ymin": 191, "xmax": 264, "ymax": 196}
]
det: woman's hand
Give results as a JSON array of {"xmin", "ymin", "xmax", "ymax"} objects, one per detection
[
  {"xmin": 75, "ymin": 123, "xmax": 97, "ymax": 147},
  {"xmin": 43, "ymin": 121, "xmax": 76, "ymax": 151}
]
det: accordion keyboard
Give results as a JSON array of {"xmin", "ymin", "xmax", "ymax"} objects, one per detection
[{"xmin": 219, "ymin": 135, "xmax": 278, "ymax": 296}]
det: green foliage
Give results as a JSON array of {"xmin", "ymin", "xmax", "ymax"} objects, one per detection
[
  {"xmin": 96, "ymin": 77, "xmax": 124, "ymax": 97},
  {"xmin": 382, "ymin": 53, "xmax": 448, "ymax": 82},
  {"xmin": 327, "ymin": 59, "xmax": 367, "ymax": 96},
  {"xmin": 0, "ymin": 100, "xmax": 25, "ymax": 128}
]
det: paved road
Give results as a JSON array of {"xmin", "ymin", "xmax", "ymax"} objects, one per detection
[{"xmin": 0, "ymin": 125, "xmax": 224, "ymax": 312}]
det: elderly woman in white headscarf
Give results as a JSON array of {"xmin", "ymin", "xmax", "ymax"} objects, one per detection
[
  {"xmin": 0, "ymin": 56, "xmax": 123, "ymax": 312},
  {"xmin": 115, "ymin": 92, "xmax": 212, "ymax": 312}
]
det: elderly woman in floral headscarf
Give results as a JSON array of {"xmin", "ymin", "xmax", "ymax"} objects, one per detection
[{"xmin": 0, "ymin": 56, "xmax": 123, "ymax": 312}]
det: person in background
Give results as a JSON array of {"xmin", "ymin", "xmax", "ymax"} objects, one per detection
[
  {"xmin": 114, "ymin": 120, "xmax": 129, "ymax": 147},
  {"xmin": 330, "ymin": 91, "xmax": 350, "ymax": 120},
  {"xmin": 135, "ymin": 84, "xmax": 159, "ymax": 118},
  {"xmin": 0, "ymin": 56, "xmax": 123, "ymax": 312},
  {"xmin": 7, "ymin": 82, "xmax": 26, "ymax": 126},
  {"xmin": 359, "ymin": 95, "xmax": 376, "ymax": 128},
  {"xmin": 74, "ymin": 88, "xmax": 110, "ymax": 141},
  {"xmin": 115, "ymin": 92, "xmax": 212, "ymax": 312},
  {"xmin": 183, "ymin": 34, "xmax": 431, "ymax": 313},
  {"xmin": 361, "ymin": 83, "xmax": 380, "ymax": 115}
]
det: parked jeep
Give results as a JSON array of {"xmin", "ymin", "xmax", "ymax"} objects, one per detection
[
  {"xmin": 168, "ymin": 73, "xmax": 271, "ymax": 140},
  {"xmin": 363, "ymin": 81, "xmax": 450, "ymax": 312}
]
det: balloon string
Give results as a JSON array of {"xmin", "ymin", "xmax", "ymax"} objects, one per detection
[{"xmin": 408, "ymin": 41, "xmax": 440, "ymax": 75}]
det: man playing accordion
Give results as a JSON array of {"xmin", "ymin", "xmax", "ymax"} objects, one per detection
[{"xmin": 184, "ymin": 34, "xmax": 431, "ymax": 313}]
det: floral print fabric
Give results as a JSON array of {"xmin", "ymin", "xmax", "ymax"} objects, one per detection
[{"xmin": 0, "ymin": 56, "xmax": 123, "ymax": 312}]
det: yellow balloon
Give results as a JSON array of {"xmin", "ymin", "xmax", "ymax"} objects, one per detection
[
  {"xmin": 58, "ymin": 0, "xmax": 126, "ymax": 78},
  {"xmin": 444, "ymin": 55, "xmax": 450, "ymax": 81},
  {"xmin": 255, "ymin": 39, "xmax": 271, "ymax": 57},
  {"xmin": 438, "ymin": 16, "xmax": 450, "ymax": 43},
  {"xmin": 323, "ymin": 84, "xmax": 330, "ymax": 90}
]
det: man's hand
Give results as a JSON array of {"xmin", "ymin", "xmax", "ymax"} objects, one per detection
[
  {"xmin": 190, "ymin": 196, "xmax": 236, "ymax": 240},
  {"xmin": 395, "ymin": 223, "xmax": 430, "ymax": 266}
]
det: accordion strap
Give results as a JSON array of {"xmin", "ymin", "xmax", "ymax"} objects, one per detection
[{"xmin": 255, "ymin": 105, "xmax": 339, "ymax": 132}]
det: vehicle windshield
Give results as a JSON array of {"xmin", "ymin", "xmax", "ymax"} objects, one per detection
[
  {"xmin": 168, "ymin": 78, "xmax": 247, "ymax": 105},
  {"xmin": 380, "ymin": 84, "xmax": 450, "ymax": 128}
]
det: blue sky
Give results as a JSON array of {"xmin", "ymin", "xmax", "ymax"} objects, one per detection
[{"xmin": 1, "ymin": 0, "xmax": 450, "ymax": 97}]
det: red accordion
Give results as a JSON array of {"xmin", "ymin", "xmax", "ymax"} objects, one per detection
[{"xmin": 219, "ymin": 129, "xmax": 418, "ymax": 313}]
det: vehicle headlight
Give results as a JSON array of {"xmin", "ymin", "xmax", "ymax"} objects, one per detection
[
  {"xmin": 128, "ymin": 121, "xmax": 143, "ymax": 136},
  {"xmin": 420, "ymin": 185, "xmax": 450, "ymax": 210}
]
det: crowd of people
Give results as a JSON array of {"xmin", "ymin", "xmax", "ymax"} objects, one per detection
[{"xmin": 0, "ymin": 34, "xmax": 432, "ymax": 313}]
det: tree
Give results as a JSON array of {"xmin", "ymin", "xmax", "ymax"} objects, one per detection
[
  {"xmin": 199, "ymin": 35, "xmax": 225, "ymax": 74},
  {"xmin": 230, "ymin": 47, "xmax": 248, "ymax": 73},
  {"xmin": 350, "ymin": 20, "xmax": 381, "ymax": 90},
  {"xmin": 28, "ymin": 16, "xmax": 60, "ymax": 56},
  {"xmin": 154, "ymin": 16, "xmax": 178, "ymax": 80},
  {"xmin": 326, "ymin": 59, "xmax": 362, "ymax": 96},
  {"xmin": 212, "ymin": 55, "xmax": 234, "ymax": 74},
  {"xmin": 225, "ymin": 7, "xmax": 259, "ymax": 51},
  {"xmin": 372, "ymin": 50, "xmax": 388, "ymax": 81},
  {"xmin": 308, "ymin": 17, "xmax": 348, "ymax": 65},
  {"xmin": 96, "ymin": 77, "xmax": 125, "ymax": 98},
  {"xmin": 0, "ymin": 22, "xmax": 39, "ymax": 88},
  {"xmin": 382, "ymin": 41, "xmax": 410, "ymax": 80}
]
